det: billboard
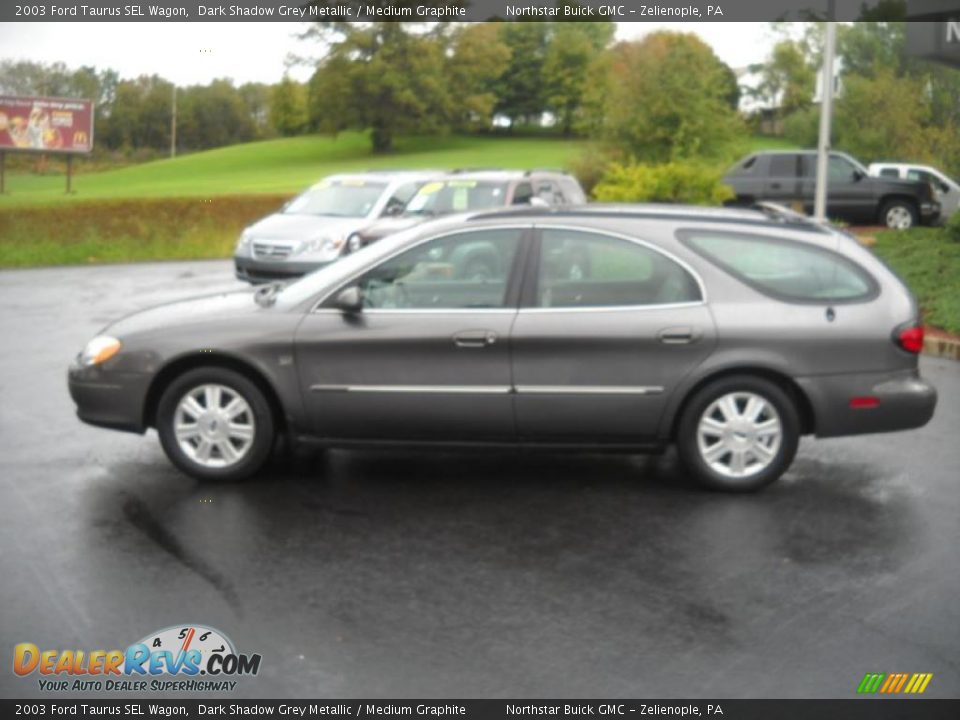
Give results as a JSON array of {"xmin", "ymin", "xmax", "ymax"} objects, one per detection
[{"xmin": 0, "ymin": 95, "xmax": 94, "ymax": 154}]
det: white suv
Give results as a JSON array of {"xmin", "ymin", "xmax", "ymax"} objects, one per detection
[
  {"xmin": 234, "ymin": 171, "xmax": 438, "ymax": 283},
  {"xmin": 869, "ymin": 162, "xmax": 959, "ymax": 221}
]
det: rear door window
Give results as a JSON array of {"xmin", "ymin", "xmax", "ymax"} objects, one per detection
[
  {"xmin": 680, "ymin": 230, "xmax": 877, "ymax": 303},
  {"xmin": 769, "ymin": 155, "xmax": 799, "ymax": 177},
  {"xmin": 534, "ymin": 229, "xmax": 702, "ymax": 308}
]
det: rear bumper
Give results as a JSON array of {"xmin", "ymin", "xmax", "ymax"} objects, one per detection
[
  {"xmin": 234, "ymin": 256, "xmax": 333, "ymax": 284},
  {"xmin": 68, "ymin": 362, "xmax": 150, "ymax": 434},
  {"xmin": 797, "ymin": 369, "xmax": 937, "ymax": 438}
]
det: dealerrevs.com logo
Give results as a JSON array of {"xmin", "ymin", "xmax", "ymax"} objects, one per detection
[{"xmin": 13, "ymin": 624, "xmax": 261, "ymax": 692}]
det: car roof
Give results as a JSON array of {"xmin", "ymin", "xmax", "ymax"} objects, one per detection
[
  {"xmin": 868, "ymin": 162, "xmax": 935, "ymax": 169},
  {"xmin": 427, "ymin": 169, "xmax": 573, "ymax": 183},
  {"xmin": 468, "ymin": 202, "xmax": 833, "ymax": 234},
  {"xmin": 751, "ymin": 150, "xmax": 853, "ymax": 157}
]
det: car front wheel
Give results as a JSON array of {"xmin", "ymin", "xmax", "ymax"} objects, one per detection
[
  {"xmin": 881, "ymin": 200, "xmax": 918, "ymax": 230},
  {"xmin": 156, "ymin": 367, "xmax": 275, "ymax": 482},
  {"xmin": 676, "ymin": 376, "xmax": 800, "ymax": 492}
]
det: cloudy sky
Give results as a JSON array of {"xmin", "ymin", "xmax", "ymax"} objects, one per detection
[{"xmin": 0, "ymin": 22, "xmax": 775, "ymax": 86}]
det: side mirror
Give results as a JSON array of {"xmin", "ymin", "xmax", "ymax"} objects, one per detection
[
  {"xmin": 383, "ymin": 203, "xmax": 404, "ymax": 217},
  {"xmin": 333, "ymin": 286, "xmax": 363, "ymax": 314},
  {"xmin": 939, "ymin": 182, "xmax": 950, "ymax": 194},
  {"xmin": 852, "ymin": 170, "xmax": 864, "ymax": 182},
  {"xmin": 528, "ymin": 196, "xmax": 550, "ymax": 208}
]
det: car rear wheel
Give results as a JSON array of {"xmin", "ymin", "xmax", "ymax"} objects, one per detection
[
  {"xmin": 157, "ymin": 367, "xmax": 275, "ymax": 482},
  {"xmin": 676, "ymin": 376, "xmax": 800, "ymax": 492},
  {"xmin": 881, "ymin": 199, "xmax": 918, "ymax": 230}
]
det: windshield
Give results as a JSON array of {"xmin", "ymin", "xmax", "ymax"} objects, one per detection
[
  {"xmin": 283, "ymin": 179, "xmax": 388, "ymax": 217},
  {"xmin": 273, "ymin": 225, "xmax": 429, "ymax": 309},
  {"xmin": 404, "ymin": 180, "xmax": 509, "ymax": 216}
]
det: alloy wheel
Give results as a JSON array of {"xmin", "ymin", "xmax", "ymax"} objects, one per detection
[
  {"xmin": 173, "ymin": 384, "xmax": 255, "ymax": 468},
  {"xmin": 885, "ymin": 206, "xmax": 913, "ymax": 230},
  {"xmin": 696, "ymin": 391, "xmax": 782, "ymax": 479}
]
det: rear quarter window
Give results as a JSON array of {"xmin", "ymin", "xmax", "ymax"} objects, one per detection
[{"xmin": 679, "ymin": 230, "xmax": 878, "ymax": 304}]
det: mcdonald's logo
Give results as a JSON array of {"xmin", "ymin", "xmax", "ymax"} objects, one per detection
[
  {"xmin": 857, "ymin": 672, "xmax": 933, "ymax": 694},
  {"xmin": 73, "ymin": 130, "xmax": 89, "ymax": 147}
]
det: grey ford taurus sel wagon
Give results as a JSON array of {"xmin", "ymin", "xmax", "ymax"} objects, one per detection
[{"xmin": 68, "ymin": 204, "xmax": 937, "ymax": 491}]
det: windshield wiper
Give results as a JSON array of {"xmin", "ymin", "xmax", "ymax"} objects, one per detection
[{"xmin": 254, "ymin": 280, "xmax": 287, "ymax": 308}]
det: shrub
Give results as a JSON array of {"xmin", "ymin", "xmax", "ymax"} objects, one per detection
[
  {"xmin": 566, "ymin": 144, "xmax": 623, "ymax": 196},
  {"xmin": 592, "ymin": 161, "xmax": 735, "ymax": 205}
]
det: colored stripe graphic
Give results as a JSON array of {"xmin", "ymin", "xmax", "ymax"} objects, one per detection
[
  {"xmin": 857, "ymin": 673, "xmax": 885, "ymax": 693},
  {"xmin": 857, "ymin": 672, "xmax": 932, "ymax": 694}
]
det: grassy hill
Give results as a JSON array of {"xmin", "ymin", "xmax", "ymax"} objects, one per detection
[
  {"xmin": 0, "ymin": 132, "xmax": 800, "ymax": 268},
  {"xmin": 0, "ymin": 133, "xmax": 587, "ymax": 207}
]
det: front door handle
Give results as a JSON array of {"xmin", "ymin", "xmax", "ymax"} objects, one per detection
[
  {"xmin": 658, "ymin": 327, "xmax": 700, "ymax": 345},
  {"xmin": 453, "ymin": 330, "xmax": 497, "ymax": 348}
]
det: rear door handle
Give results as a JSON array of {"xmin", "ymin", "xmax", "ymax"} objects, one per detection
[
  {"xmin": 658, "ymin": 327, "xmax": 700, "ymax": 345},
  {"xmin": 453, "ymin": 330, "xmax": 497, "ymax": 348}
]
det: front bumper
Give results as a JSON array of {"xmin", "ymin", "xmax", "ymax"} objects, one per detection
[
  {"xmin": 234, "ymin": 255, "xmax": 333, "ymax": 284},
  {"xmin": 68, "ymin": 361, "xmax": 151, "ymax": 434},
  {"xmin": 796, "ymin": 369, "xmax": 937, "ymax": 438}
]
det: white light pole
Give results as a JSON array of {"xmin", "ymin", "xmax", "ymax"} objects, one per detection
[{"xmin": 814, "ymin": 16, "xmax": 837, "ymax": 222}]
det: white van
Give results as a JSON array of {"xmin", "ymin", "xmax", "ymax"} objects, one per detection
[{"xmin": 868, "ymin": 163, "xmax": 959, "ymax": 221}]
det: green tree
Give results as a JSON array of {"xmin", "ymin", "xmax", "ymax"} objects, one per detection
[
  {"xmin": 581, "ymin": 32, "xmax": 745, "ymax": 162},
  {"xmin": 239, "ymin": 82, "xmax": 273, "ymax": 138},
  {"xmin": 446, "ymin": 23, "xmax": 512, "ymax": 132},
  {"xmin": 542, "ymin": 21, "xmax": 614, "ymax": 135},
  {"xmin": 307, "ymin": 23, "xmax": 451, "ymax": 152},
  {"xmin": 494, "ymin": 22, "xmax": 550, "ymax": 127},
  {"xmin": 178, "ymin": 79, "xmax": 255, "ymax": 149},
  {"xmin": 757, "ymin": 40, "xmax": 816, "ymax": 121},
  {"xmin": 269, "ymin": 76, "xmax": 308, "ymax": 137}
]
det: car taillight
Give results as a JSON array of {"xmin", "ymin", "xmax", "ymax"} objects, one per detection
[{"xmin": 896, "ymin": 325, "xmax": 924, "ymax": 354}]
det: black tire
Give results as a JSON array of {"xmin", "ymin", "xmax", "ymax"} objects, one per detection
[
  {"xmin": 676, "ymin": 375, "xmax": 800, "ymax": 492},
  {"xmin": 156, "ymin": 367, "xmax": 275, "ymax": 482},
  {"xmin": 345, "ymin": 233, "xmax": 364, "ymax": 255},
  {"xmin": 880, "ymin": 199, "xmax": 918, "ymax": 230}
]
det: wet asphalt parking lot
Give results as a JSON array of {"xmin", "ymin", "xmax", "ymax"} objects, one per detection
[{"xmin": 0, "ymin": 259, "xmax": 958, "ymax": 699}]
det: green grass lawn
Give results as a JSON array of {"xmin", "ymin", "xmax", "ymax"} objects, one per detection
[
  {"xmin": 0, "ymin": 133, "xmax": 586, "ymax": 207},
  {"xmin": 871, "ymin": 227, "xmax": 960, "ymax": 335}
]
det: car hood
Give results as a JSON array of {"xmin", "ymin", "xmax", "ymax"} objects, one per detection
[
  {"xmin": 246, "ymin": 213, "xmax": 369, "ymax": 243},
  {"xmin": 106, "ymin": 289, "xmax": 265, "ymax": 337}
]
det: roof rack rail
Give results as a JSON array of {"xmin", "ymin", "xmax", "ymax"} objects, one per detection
[{"xmin": 469, "ymin": 203, "xmax": 833, "ymax": 234}]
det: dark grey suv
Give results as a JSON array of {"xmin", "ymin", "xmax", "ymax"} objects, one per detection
[{"xmin": 68, "ymin": 204, "xmax": 937, "ymax": 491}]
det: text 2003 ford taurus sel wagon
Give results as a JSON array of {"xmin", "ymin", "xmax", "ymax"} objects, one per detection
[{"xmin": 68, "ymin": 205, "xmax": 937, "ymax": 492}]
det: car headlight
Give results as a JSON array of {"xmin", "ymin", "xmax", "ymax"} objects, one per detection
[
  {"xmin": 80, "ymin": 336, "xmax": 122, "ymax": 367},
  {"xmin": 297, "ymin": 236, "xmax": 345, "ymax": 255},
  {"xmin": 235, "ymin": 230, "xmax": 253, "ymax": 252}
]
